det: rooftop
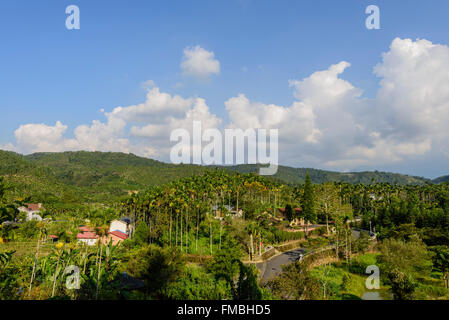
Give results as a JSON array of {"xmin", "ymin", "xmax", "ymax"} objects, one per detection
[{"xmin": 109, "ymin": 230, "xmax": 128, "ymax": 240}]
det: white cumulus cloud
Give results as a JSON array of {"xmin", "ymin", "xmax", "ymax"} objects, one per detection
[
  {"xmin": 3, "ymin": 38, "xmax": 449, "ymax": 174},
  {"xmin": 181, "ymin": 45, "xmax": 220, "ymax": 78}
]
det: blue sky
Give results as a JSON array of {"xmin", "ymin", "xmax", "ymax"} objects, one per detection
[{"xmin": 1, "ymin": 1, "xmax": 449, "ymax": 178}]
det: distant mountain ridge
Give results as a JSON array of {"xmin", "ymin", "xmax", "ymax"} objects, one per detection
[
  {"xmin": 220, "ymin": 164, "xmax": 432, "ymax": 185},
  {"xmin": 0, "ymin": 150, "xmax": 446, "ymax": 204},
  {"xmin": 433, "ymin": 175, "xmax": 449, "ymax": 184}
]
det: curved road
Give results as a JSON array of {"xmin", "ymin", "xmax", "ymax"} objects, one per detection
[
  {"xmin": 256, "ymin": 248, "xmax": 305, "ymax": 282},
  {"xmin": 256, "ymin": 229, "xmax": 374, "ymax": 282}
]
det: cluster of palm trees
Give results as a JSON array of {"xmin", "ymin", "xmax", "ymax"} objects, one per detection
[{"xmin": 119, "ymin": 171, "xmax": 286, "ymax": 255}]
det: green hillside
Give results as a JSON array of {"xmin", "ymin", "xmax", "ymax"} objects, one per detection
[
  {"xmin": 0, "ymin": 150, "xmax": 433, "ymax": 208},
  {"xmin": 222, "ymin": 164, "xmax": 430, "ymax": 185},
  {"xmin": 0, "ymin": 150, "xmax": 71, "ymax": 201},
  {"xmin": 24, "ymin": 151, "xmax": 205, "ymax": 189},
  {"xmin": 433, "ymin": 175, "xmax": 449, "ymax": 184},
  {"xmin": 0, "ymin": 151, "xmax": 208, "ymax": 206},
  {"xmin": 22, "ymin": 151, "xmax": 208, "ymax": 203}
]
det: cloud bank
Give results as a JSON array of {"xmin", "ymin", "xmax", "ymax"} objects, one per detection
[{"xmin": 3, "ymin": 38, "xmax": 449, "ymax": 172}]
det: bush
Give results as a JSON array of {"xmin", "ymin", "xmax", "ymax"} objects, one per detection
[
  {"xmin": 310, "ymin": 226, "xmax": 327, "ymax": 236},
  {"xmin": 16, "ymin": 221, "xmax": 39, "ymax": 240},
  {"xmin": 353, "ymin": 232, "xmax": 371, "ymax": 253},
  {"xmin": 123, "ymin": 244, "xmax": 186, "ymax": 298},
  {"xmin": 185, "ymin": 254, "xmax": 213, "ymax": 264},
  {"xmin": 349, "ymin": 253, "xmax": 378, "ymax": 275},
  {"xmin": 306, "ymin": 237, "xmax": 329, "ymax": 248},
  {"xmin": 272, "ymin": 229, "xmax": 304, "ymax": 243},
  {"xmin": 166, "ymin": 265, "xmax": 229, "ymax": 300}
]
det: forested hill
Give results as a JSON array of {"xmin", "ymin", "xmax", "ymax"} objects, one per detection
[
  {"xmin": 0, "ymin": 150, "xmax": 439, "ymax": 205},
  {"xmin": 222, "ymin": 164, "xmax": 431, "ymax": 185},
  {"xmin": 433, "ymin": 175, "xmax": 449, "ymax": 184},
  {"xmin": 23, "ymin": 151, "xmax": 205, "ymax": 188},
  {"xmin": 0, "ymin": 150, "xmax": 206, "ymax": 204}
]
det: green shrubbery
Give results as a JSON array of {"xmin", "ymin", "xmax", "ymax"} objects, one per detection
[
  {"xmin": 271, "ymin": 229, "xmax": 304, "ymax": 243},
  {"xmin": 348, "ymin": 253, "xmax": 378, "ymax": 275}
]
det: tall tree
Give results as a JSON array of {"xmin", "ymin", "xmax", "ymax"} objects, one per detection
[
  {"xmin": 431, "ymin": 246, "xmax": 449, "ymax": 288},
  {"xmin": 317, "ymin": 183, "xmax": 340, "ymax": 235},
  {"xmin": 301, "ymin": 173, "xmax": 316, "ymax": 238},
  {"xmin": 285, "ymin": 204, "xmax": 294, "ymax": 222}
]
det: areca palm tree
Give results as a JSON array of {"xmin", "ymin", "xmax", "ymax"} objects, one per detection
[
  {"xmin": 94, "ymin": 225, "xmax": 107, "ymax": 300},
  {"xmin": 29, "ymin": 221, "xmax": 47, "ymax": 294}
]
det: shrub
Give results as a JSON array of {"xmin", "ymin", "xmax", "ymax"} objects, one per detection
[
  {"xmin": 310, "ymin": 226, "xmax": 327, "ymax": 236},
  {"xmin": 349, "ymin": 253, "xmax": 378, "ymax": 275},
  {"xmin": 272, "ymin": 229, "xmax": 304, "ymax": 243}
]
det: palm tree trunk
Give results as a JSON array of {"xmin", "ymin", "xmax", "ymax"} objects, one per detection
[
  {"xmin": 186, "ymin": 209, "xmax": 189, "ymax": 252},
  {"xmin": 51, "ymin": 253, "xmax": 61, "ymax": 297},
  {"xmin": 83, "ymin": 244, "xmax": 88, "ymax": 274},
  {"xmin": 196, "ymin": 208, "xmax": 199, "ymax": 253},
  {"xmin": 149, "ymin": 215, "xmax": 152, "ymax": 244},
  {"xmin": 335, "ymin": 232, "xmax": 339, "ymax": 260},
  {"xmin": 169, "ymin": 213, "xmax": 172, "ymax": 246},
  {"xmin": 209, "ymin": 221, "xmax": 213, "ymax": 255},
  {"xmin": 180, "ymin": 212, "xmax": 183, "ymax": 252},
  {"xmin": 96, "ymin": 242, "xmax": 103, "ymax": 300},
  {"xmin": 250, "ymin": 233, "xmax": 254, "ymax": 261},
  {"xmin": 95, "ymin": 243, "xmax": 99, "ymax": 267},
  {"xmin": 236, "ymin": 189, "xmax": 239, "ymax": 214},
  {"xmin": 29, "ymin": 237, "xmax": 41, "ymax": 293},
  {"xmin": 345, "ymin": 230, "xmax": 349, "ymax": 264},
  {"xmin": 219, "ymin": 223, "xmax": 222, "ymax": 250}
]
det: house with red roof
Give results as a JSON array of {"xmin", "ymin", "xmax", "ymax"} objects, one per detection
[
  {"xmin": 77, "ymin": 226, "xmax": 99, "ymax": 246},
  {"xmin": 18, "ymin": 203, "xmax": 45, "ymax": 221},
  {"xmin": 76, "ymin": 219, "xmax": 133, "ymax": 246},
  {"xmin": 103, "ymin": 230, "xmax": 128, "ymax": 245},
  {"xmin": 79, "ymin": 226, "xmax": 94, "ymax": 233}
]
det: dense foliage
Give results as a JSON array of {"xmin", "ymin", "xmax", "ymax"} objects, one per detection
[{"xmin": 1, "ymin": 150, "xmax": 449, "ymax": 300}]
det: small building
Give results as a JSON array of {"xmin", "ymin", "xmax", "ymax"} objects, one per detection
[
  {"xmin": 79, "ymin": 226, "xmax": 94, "ymax": 233},
  {"xmin": 212, "ymin": 205, "xmax": 243, "ymax": 219},
  {"xmin": 278, "ymin": 207, "xmax": 308, "ymax": 226},
  {"xmin": 77, "ymin": 231, "xmax": 98, "ymax": 246},
  {"xmin": 18, "ymin": 203, "xmax": 45, "ymax": 221},
  {"xmin": 109, "ymin": 220, "xmax": 128, "ymax": 234},
  {"xmin": 103, "ymin": 230, "xmax": 128, "ymax": 245},
  {"xmin": 109, "ymin": 217, "xmax": 134, "ymax": 238}
]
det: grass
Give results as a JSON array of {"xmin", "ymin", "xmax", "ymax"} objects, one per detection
[
  {"xmin": 309, "ymin": 252, "xmax": 392, "ymax": 300},
  {"xmin": 310, "ymin": 251, "xmax": 449, "ymax": 300},
  {"xmin": 310, "ymin": 263, "xmax": 368, "ymax": 299},
  {"xmin": 0, "ymin": 241, "xmax": 54, "ymax": 259}
]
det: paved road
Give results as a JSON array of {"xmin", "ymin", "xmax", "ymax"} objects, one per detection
[
  {"xmin": 256, "ymin": 228, "xmax": 374, "ymax": 282},
  {"xmin": 352, "ymin": 229, "xmax": 361, "ymax": 239},
  {"xmin": 352, "ymin": 228, "xmax": 376, "ymax": 239},
  {"xmin": 256, "ymin": 248, "xmax": 305, "ymax": 282}
]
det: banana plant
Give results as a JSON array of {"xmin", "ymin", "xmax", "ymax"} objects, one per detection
[{"xmin": 0, "ymin": 250, "xmax": 15, "ymax": 266}]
